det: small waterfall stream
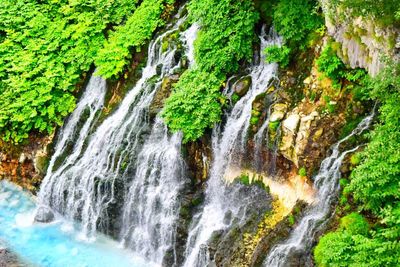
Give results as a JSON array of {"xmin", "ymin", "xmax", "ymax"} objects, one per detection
[
  {"xmin": 120, "ymin": 118, "xmax": 186, "ymax": 263},
  {"xmin": 38, "ymin": 10, "xmax": 196, "ymax": 265},
  {"xmin": 183, "ymin": 28, "xmax": 281, "ymax": 267},
  {"xmin": 263, "ymin": 111, "xmax": 374, "ymax": 267}
]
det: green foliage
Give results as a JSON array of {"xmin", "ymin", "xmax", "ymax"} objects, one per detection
[
  {"xmin": 0, "ymin": 0, "xmax": 141, "ymax": 142},
  {"xmin": 331, "ymin": 0, "xmax": 400, "ymax": 26},
  {"xmin": 268, "ymin": 121, "xmax": 280, "ymax": 132},
  {"xmin": 288, "ymin": 214, "xmax": 295, "ymax": 226},
  {"xmin": 348, "ymin": 64, "xmax": 400, "ymax": 213},
  {"xmin": 350, "ymin": 154, "xmax": 361, "ymax": 166},
  {"xmin": 316, "ymin": 42, "xmax": 346, "ymax": 84},
  {"xmin": 314, "ymin": 212, "xmax": 400, "ymax": 267},
  {"xmin": 272, "ymin": 0, "xmax": 323, "ymax": 50},
  {"xmin": 340, "ymin": 213, "xmax": 369, "ymax": 235},
  {"xmin": 239, "ymin": 174, "xmax": 250, "ymax": 185},
  {"xmin": 188, "ymin": 0, "xmax": 259, "ymax": 75},
  {"xmin": 163, "ymin": 0, "xmax": 259, "ymax": 141},
  {"xmin": 315, "ymin": 63, "xmax": 400, "ymax": 267},
  {"xmin": 95, "ymin": 0, "xmax": 172, "ymax": 78},
  {"xmin": 298, "ymin": 167, "xmax": 307, "ymax": 177},
  {"xmin": 264, "ymin": 45, "xmax": 291, "ymax": 67},
  {"xmin": 162, "ymin": 69, "xmax": 223, "ymax": 143}
]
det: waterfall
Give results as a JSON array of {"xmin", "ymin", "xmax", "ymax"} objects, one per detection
[
  {"xmin": 119, "ymin": 118, "xmax": 186, "ymax": 263},
  {"xmin": 263, "ymin": 111, "xmax": 375, "ymax": 267},
  {"xmin": 183, "ymin": 28, "xmax": 281, "ymax": 267},
  {"xmin": 39, "ymin": 10, "xmax": 196, "ymax": 265}
]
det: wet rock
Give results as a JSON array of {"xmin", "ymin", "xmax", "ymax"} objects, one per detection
[
  {"xmin": 33, "ymin": 152, "xmax": 48, "ymax": 175},
  {"xmin": 294, "ymin": 112, "xmax": 320, "ymax": 165},
  {"xmin": 233, "ymin": 76, "xmax": 252, "ymax": 97},
  {"xmin": 156, "ymin": 64, "xmax": 163, "ymax": 75},
  {"xmin": 280, "ymin": 111, "xmax": 321, "ymax": 167},
  {"xmin": 149, "ymin": 74, "xmax": 180, "ymax": 118},
  {"xmin": 18, "ymin": 153, "xmax": 26, "ymax": 164},
  {"xmin": 0, "ymin": 247, "xmax": 24, "ymax": 267},
  {"xmin": 303, "ymin": 76, "xmax": 312, "ymax": 85},
  {"xmin": 283, "ymin": 114, "xmax": 300, "ymax": 133},
  {"xmin": 321, "ymin": 0, "xmax": 400, "ymax": 76},
  {"xmin": 313, "ymin": 128, "xmax": 324, "ymax": 141},
  {"xmin": 34, "ymin": 206, "xmax": 55, "ymax": 223},
  {"xmin": 270, "ymin": 103, "xmax": 288, "ymax": 122}
]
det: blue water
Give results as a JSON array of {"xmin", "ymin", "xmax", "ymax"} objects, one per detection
[{"xmin": 0, "ymin": 181, "xmax": 153, "ymax": 267}]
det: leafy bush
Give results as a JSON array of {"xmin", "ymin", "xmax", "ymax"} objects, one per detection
[
  {"xmin": 264, "ymin": 45, "xmax": 291, "ymax": 67},
  {"xmin": 0, "ymin": 0, "xmax": 143, "ymax": 142},
  {"xmin": 162, "ymin": 69, "xmax": 223, "ymax": 142},
  {"xmin": 316, "ymin": 42, "xmax": 346, "ymax": 84},
  {"xmin": 348, "ymin": 64, "xmax": 400, "ymax": 213},
  {"xmin": 340, "ymin": 213, "xmax": 369, "ymax": 235},
  {"xmin": 163, "ymin": 0, "xmax": 259, "ymax": 141},
  {"xmin": 272, "ymin": 0, "xmax": 323, "ymax": 50},
  {"xmin": 95, "ymin": 0, "xmax": 174, "ymax": 78},
  {"xmin": 314, "ymin": 212, "xmax": 400, "ymax": 267},
  {"xmin": 315, "ymin": 63, "xmax": 400, "ymax": 267},
  {"xmin": 188, "ymin": 0, "xmax": 259, "ymax": 76}
]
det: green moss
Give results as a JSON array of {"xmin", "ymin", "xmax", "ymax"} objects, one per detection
[
  {"xmin": 288, "ymin": 214, "xmax": 295, "ymax": 225},
  {"xmin": 298, "ymin": 167, "xmax": 307, "ymax": 177},
  {"xmin": 268, "ymin": 121, "xmax": 280, "ymax": 132},
  {"xmin": 239, "ymin": 174, "xmax": 250, "ymax": 185},
  {"xmin": 250, "ymin": 116, "xmax": 260, "ymax": 126}
]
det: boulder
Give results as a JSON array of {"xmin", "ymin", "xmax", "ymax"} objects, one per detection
[
  {"xmin": 233, "ymin": 76, "xmax": 252, "ymax": 97},
  {"xmin": 270, "ymin": 103, "xmax": 288, "ymax": 122},
  {"xmin": 149, "ymin": 74, "xmax": 180, "ymax": 118},
  {"xmin": 34, "ymin": 206, "xmax": 55, "ymax": 223},
  {"xmin": 282, "ymin": 114, "xmax": 300, "ymax": 133}
]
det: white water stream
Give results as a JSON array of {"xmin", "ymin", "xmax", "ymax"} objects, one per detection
[
  {"xmin": 263, "ymin": 111, "xmax": 374, "ymax": 266},
  {"xmin": 183, "ymin": 28, "xmax": 281, "ymax": 267},
  {"xmin": 39, "ymin": 11, "xmax": 197, "ymax": 265}
]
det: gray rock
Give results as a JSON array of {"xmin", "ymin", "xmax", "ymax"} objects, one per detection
[
  {"xmin": 34, "ymin": 206, "xmax": 55, "ymax": 223},
  {"xmin": 233, "ymin": 76, "xmax": 252, "ymax": 97}
]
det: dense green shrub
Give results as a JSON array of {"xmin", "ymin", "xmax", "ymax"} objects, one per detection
[
  {"xmin": 314, "ymin": 212, "xmax": 400, "ymax": 267},
  {"xmin": 163, "ymin": 0, "xmax": 259, "ymax": 141},
  {"xmin": 162, "ymin": 69, "xmax": 223, "ymax": 142},
  {"xmin": 264, "ymin": 45, "xmax": 291, "ymax": 67},
  {"xmin": 340, "ymin": 213, "xmax": 369, "ymax": 235},
  {"xmin": 188, "ymin": 0, "xmax": 259, "ymax": 76},
  {"xmin": 298, "ymin": 167, "xmax": 307, "ymax": 177},
  {"xmin": 272, "ymin": 0, "xmax": 323, "ymax": 50},
  {"xmin": 315, "ymin": 63, "xmax": 400, "ymax": 267},
  {"xmin": 347, "ymin": 65, "xmax": 400, "ymax": 213},
  {"xmin": 0, "ymin": 0, "xmax": 139, "ymax": 142},
  {"xmin": 95, "ymin": 0, "xmax": 174, "ymax": 78},
  {"xmin": 316, "ymin": 43, "xmax": 346, "ymax": 84}
]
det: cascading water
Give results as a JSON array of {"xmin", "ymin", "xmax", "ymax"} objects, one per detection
[
  {"xmin": 183, "ymin": 28, "xmax": 281, "ymax": 267},
  {"xmin": 120, "ymin": 118, "xmax": 186, "ymax": 263},
  {"xmin": 40, "ymin": 74, "xmax": 106, "ymax": 208},
  {"xmin": 263, "ymin": 111, "xmax": 375, "ymax": 267},
  {"xmin": 118, "ymin": 22, "xmax": 198, "ymax": 266},
  {"xmin": 38, "ymin": 10, "xmax": 196, "ymax": 265}
]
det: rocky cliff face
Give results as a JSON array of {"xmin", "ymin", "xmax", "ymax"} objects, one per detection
[
  {"xmin": 0, "ymin": 135, "xmax": 53, "ymax": 192},
  {"xmin": 321, "ymin": 0, "xmax": 400, "ymax": 76}
]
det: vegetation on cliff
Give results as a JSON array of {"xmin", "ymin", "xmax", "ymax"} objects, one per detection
[
  {"xmin": 315, "ymin": 64, "xmax": 400, "ymax": 266},
  {"xmin": 0, "ymin": 0, "xmax": 173, "ymax": 143},
  {"xmin": 162, "ymin": 0, "xmax": 259, "ymax": 142}
]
